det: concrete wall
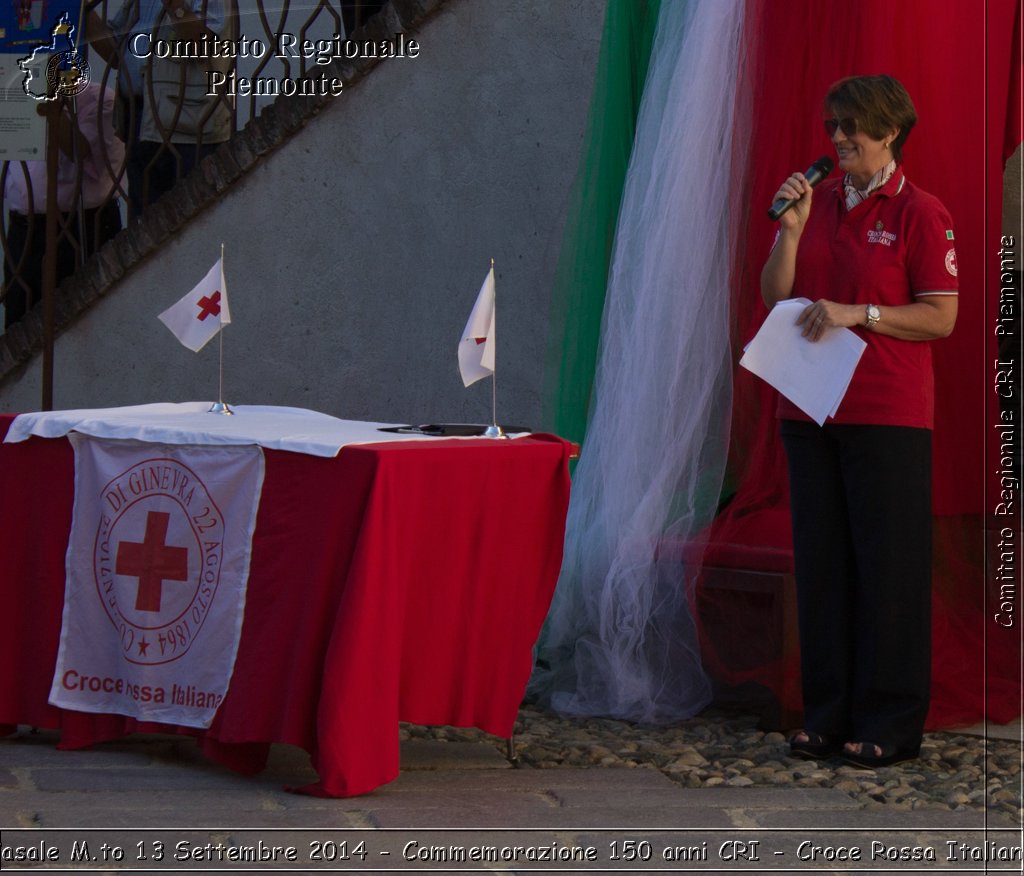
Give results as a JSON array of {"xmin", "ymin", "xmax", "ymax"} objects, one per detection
[{"xmin": 0, "ymin": 0, "xmax": 606, "ymax": 429}]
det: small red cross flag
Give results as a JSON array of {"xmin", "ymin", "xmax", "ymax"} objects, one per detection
[
  {"xmin": 158, "ymin": 257, "xmax": 231, "ymax": 352},
  {"xmin": 458, "ymin": 265, "xmax": 496, "ymax": 387}
]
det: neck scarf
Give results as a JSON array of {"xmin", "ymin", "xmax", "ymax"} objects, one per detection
[{"xmin": 844, "ymin": 159, "xmax": 897, "ymax": 211}]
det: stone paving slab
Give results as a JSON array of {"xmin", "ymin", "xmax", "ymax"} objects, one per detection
[
  {"xmin": 3, "ymin": 790, "xmax": 366, "ymax": 829},
  {"xmin": 385, "ymin": 762, "xmax": 683, "ymax": 792},
  {"xmin": 398, "ymin": 739, "xmax": 511, "ymax": 770},
  {"xmin": 354, "ymin": 785, "xmax": 562, "ymax": 811},
  {"xmin": 30, "ymin": 766, "xmax": 270, "ymax": 793},
  {"xmin": 13, "ymin": 804, "xmax": 367, "ymax": 830},
  {"xmin": 3, "ymin": 730, "xmax": 1021, "ymax": 874},
  {"xmin": 368, "ymin": 804, "xmax": 740, "ymax": 830},
  {"xmin": 753, "ymin": 807, "xmax": 1018, "ymax": 830},
  {"xmin": 550, "ymin": 785, "xmax": 863, "ymax": 811}
]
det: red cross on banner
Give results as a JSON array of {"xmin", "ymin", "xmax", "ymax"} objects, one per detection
[{"xmin": 116, "ymin": 511, "xmax": 189, "ymax": 612}]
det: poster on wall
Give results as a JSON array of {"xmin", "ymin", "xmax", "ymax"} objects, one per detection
[{"xmin": 0, "ymin": 0, "xmax": 84, "ymax": 159}]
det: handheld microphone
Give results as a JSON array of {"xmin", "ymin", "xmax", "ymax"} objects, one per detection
[{"xmin": 767, "ymin": 156, "xmax": 835, "ymax": 221}]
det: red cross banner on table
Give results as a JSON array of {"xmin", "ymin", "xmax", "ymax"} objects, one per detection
[
  {"xmin": 158, "ymin": 258, "xmax": 231, "ymax": 352},
  {"xmin": 49, "ymin": 435, "xmax": 264, "ymax": 727}
]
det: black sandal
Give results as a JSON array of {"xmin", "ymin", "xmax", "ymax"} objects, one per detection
[
  {"xmin": 842, "ymin": 741, "xmax": 920, "ymax": 768},
  {"xmin": 788, "ymin": 730, "xmax": 839, "ymax": 760}
]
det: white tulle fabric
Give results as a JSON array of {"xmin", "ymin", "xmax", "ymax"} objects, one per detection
[{"xmin": 532, "ymin": 0, "xmax": 749, "ymax": 723}]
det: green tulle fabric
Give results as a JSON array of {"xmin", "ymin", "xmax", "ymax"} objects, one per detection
[{"xmin": 540, "ymin": 0, "xmax": 661, "ymax": 448}]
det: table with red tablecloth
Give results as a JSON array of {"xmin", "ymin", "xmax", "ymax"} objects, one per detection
[{"xmin": 0, "ymin": 414, "xmax": 572, "ymax": 796}]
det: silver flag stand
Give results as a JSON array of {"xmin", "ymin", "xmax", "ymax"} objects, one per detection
[
  {"xmin": 483, "ymin": 373, "xmax": 506, "ymax": 438},
  {"xmin": 209, "ymin": 331, "xmax": 233, "ymax": 415},
  {"xmin": 209, "ymin": 243, "xmax": 233, "ymax": 415},
  {"xmin": 483, "ymin": 258, "xmax": 507, "ymax": 438}
]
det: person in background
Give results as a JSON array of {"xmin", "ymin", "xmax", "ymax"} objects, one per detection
[
  {"xmin": 87, "ymin": 0, "xmax": 235, "ymax": 219},
  {"xmin": 760, "ymin": 75, "xmax": 958, "ymax": 767},
  {"xmin": 2, "ymin": 80, "xmax": 125, "ymax": 329}
]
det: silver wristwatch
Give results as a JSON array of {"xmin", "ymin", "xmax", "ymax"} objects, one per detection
[{"xmin": 865, "ymin": 304, "xmax": 881, "ymax": 329}]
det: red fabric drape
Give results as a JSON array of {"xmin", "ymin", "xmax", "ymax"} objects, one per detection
[{"xmin": 709, "ymin": 0, "xmax": 1022, "ymax": 728}]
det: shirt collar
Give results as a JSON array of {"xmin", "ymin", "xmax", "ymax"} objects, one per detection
[
  {"xmin": 838, "ymin": 162, "xmax": 905, "ymax": 210},
  {"xmin": 875, "ymin": 165, "xmax": 906, "ymax": 197}
]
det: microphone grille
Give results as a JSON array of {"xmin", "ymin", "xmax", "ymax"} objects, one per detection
[{"xmin": 814, "ymin": 156, "xmax": 835, "ymax": 175}]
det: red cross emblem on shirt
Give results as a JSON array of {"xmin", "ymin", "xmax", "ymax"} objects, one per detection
[
  {"xmin": 196, "ymin": 291, "xmax": 222, "ymax": 322},
  {"xmin": 115, "ymin": 511, "xmax": 189, "ymax": 613}
]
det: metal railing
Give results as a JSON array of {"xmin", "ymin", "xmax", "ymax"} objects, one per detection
[{"xmin": 0, "ymin": 0, "xmax": 385, "ymax": 344}]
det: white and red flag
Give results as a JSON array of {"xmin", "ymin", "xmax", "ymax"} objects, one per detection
[
  {"xmin": 458, "ymin": 265, "xmax": 496, "ymax": 387},
  {"xmin": 158, "ymin": 258, "xmax": 231, "ymax": 352}
]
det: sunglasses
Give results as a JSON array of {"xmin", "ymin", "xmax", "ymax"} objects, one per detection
[{"xmin": 824, "ymin": 117, "xmax": 858, "ymax": 137}]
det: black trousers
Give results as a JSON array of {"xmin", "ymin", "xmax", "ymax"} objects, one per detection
[
  {"xmin": 3, "ymin": 201, "xmax": 122, "ymax": 329},
  {"xmin": 780, "ymin": 420, "xmax": 932, "ymax": 751}
]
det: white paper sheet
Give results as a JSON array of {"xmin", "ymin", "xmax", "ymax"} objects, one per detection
[{"xmin": 739, "ymin": 298, "xmax": 867, "ymax": 425}]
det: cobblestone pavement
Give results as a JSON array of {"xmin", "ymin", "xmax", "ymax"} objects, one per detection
[
  {"xmin": 406, "ymin": 705, "xmax": 1023, "ymax": 825},
  {"xmin": 1, "ymin": 706, "xmax": 1020, "ymax": 874}
]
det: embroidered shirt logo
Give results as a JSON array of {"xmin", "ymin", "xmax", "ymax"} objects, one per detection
[
  {"xmin": 867, "ymin": 228, "xmax": 897, "ymax": 246},
  {"xmin": 945, "ymin": 248, "xmax": 958, "ymax": 277}
]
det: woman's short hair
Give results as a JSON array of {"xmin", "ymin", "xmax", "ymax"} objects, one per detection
[{"xmin": 824, "ymin": 75, "xmax": 917, "ymax": 163}]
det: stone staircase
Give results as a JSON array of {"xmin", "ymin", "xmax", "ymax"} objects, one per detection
[{"xmin": 0, "ymin": 0, "xmax": 448, "ymax": 388}]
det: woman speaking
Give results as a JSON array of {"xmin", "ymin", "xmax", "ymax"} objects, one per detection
[{"xmin": 760, "ymin": 75, "xmax": 958, "ymax": 767}]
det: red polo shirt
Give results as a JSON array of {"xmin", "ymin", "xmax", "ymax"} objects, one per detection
[{"xmin": 777, "ymin": 169, "xmax": 958, "ymax": 428}]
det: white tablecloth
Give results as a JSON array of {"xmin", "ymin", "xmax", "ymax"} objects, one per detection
[{"xmin": 3, "ymin": 403, "xmax": 424, "ymax": 458}]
